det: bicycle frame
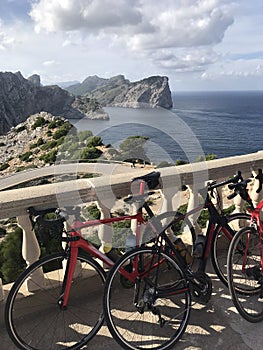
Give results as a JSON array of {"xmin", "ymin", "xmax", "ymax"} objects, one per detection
[
  {"xmin": 242, "ymin": 200, "xmax": 263, "ymax": 277},
  {"xmin": 60, "ymin": 179, "xmax": 159, "ymax": 308},
  {"xmin": 117, "ymin": 186, "xmax": 245, "ymax": 292}
]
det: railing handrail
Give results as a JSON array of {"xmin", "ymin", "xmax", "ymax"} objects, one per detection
[{"xmin": 1, "ymin": 150, "xmax": 263, "ymax": 220}]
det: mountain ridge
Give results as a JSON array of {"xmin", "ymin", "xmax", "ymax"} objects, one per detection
[
  {"xmin": 66, "ymin": 74, "xmax": 173, "ymax": 109},
  {"xmin": 0, "ymin": 71, "xmax": 108, "ymax": 135}
]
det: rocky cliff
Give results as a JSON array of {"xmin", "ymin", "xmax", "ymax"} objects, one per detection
[
  {"xmin": 0, "ymin": 72, "xmax": 108, "ymax": 135},
  {"xmin": 67, "ymin": 75, "xmax": 173, "ymax": 109}
]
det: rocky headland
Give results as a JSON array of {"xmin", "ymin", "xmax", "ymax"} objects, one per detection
[
  {"xmin": 0, "ymin": 72, "xmax": 173, "ymax": 135},
  {"xmin": 66, "ymin": 75, "xmax": 173, "ymax": 109},
  {"xmin": 0, "ymin": 71, "xmax": 108, "ymax": 135}
]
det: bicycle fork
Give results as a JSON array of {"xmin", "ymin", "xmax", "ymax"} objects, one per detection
[{"xmin": 58, "ymin": 245, "xmax": 79, "ymax": 310}]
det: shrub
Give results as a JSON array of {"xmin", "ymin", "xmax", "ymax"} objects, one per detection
[
  {"xmin": 39, "ymin": 149, "xmax": 57, "ymax": 164},
  {"xmin": 196, "ymin": 154, "xmax": 217, "ymax": 162},
  {"xmin": 52, "ymin": 123, "xmax": 72, "ymax": 140},
  {"xmin": 80, "ymin": 147, "xmax": 102, "ymax": 160},
  {"xmin": 32, "ymin": 116, "xmax": 46, "ymax": 129},
  {"xmin": 0, "ymin": 163, "xmax": 9, "ymax": 171},
  {"xmin": 118, "ymin": 135, "xmax": 149, "ymax": 162},
  {"xmin": 78, "ymin": 130, "xmax": 93, "ymax": 142},
  {"xmin": 48, "ymin": 120, "xmax": 57, "ymax": 129},
  {"xmin": 37, "ymin": 137, "xmax": 44, "ymax": 146},
  {"xmin": 48, "ymin": 119, "xmax": 64, "ymax": 129},
  {"xmin": 157, "ymin": 161, "xmax": 174, "ymax": 168},
  {"xmin": 19, "ymin": 151, "xmax": 32, "ymax": 162},
  {"xmin": 82, "ymin": 204, "xmax": 101, "ymax": 220},
  {"xmin": 0, "ymin": 227, "xmax": 26, "ymax": 283},
  {"xmin": 41, "ymin": 140, "xmax": 58, "ymax": 150},
  {"xmin": 176, "ymin": 159, "xmax": 188, "ymax": 166},
  {"xmin": 0, "ymin": 227, "xmax": 6, "ymax": 237},
  {"xmin": 15, "ymin": 125, "xmax": 26, "ymax": 133},
  {"xmin": 30, "ymin": 137, "xmax": 45, "ymax": 149},
  {"xmin": 86, "ymin": 136, "xmax": 103, "ymax": 148},
  {"xmin": 29, "ymin": 143, "xmax": 37, "ymax": 149}
]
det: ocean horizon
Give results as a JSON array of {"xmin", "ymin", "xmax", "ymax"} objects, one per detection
[{"xmin": 69, "ymin": 90, "xmax": 263, "ymax": 165}]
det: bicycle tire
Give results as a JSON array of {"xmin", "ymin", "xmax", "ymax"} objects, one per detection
[
  {"xmin": 5, "ymin": 251, "xmax": 106, "ymax": 350},
  {"xmin": 227, "ymin": 227, "xmax": 263, "ymax": 323},
  {"xmin": 104, "ymin": 246, "xmax": 191, "ymax": 350},
  {"xmin": 211, "ymin": 213, "xmax": 250, "ymax": 287}
]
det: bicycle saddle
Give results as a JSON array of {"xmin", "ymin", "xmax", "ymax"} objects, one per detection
[{"xmin": 132, "ymin": 171, "xmax": 161, "ymax": 190}]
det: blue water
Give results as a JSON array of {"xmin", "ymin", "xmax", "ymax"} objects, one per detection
[{"xmin": 69, "ymin": 91, "xmax": 263, "ymax": 164}]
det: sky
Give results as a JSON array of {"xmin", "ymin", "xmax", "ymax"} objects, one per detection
[{"xmin": 0, "ymin": 0, "xmax": 263, "ymax": 91}]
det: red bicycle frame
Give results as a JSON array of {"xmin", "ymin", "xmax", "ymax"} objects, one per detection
[
  {"xmin": 61, "ymin": 179, "xmax": 156, "ymax": 308},
  {"xmin": 243, "ymin": 200, "xmax": 263, "ymax": 275}
]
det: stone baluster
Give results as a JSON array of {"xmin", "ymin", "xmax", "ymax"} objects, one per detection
[
  {"xmin": 232, "ymin": 192, "xmax": 244, "ymax": 214},
  {"xmin": 96, "ymin": 200, "xmax": 114, "ymax": 253},
  {"xmin": 0, "ymin": 278, "xmax": 3, "ymax": 301},
  {"xmin": 250, "ymin": 171, "xmax": 262, "ymax": 207},
  {"xmin": 186, "ymin": 184, "xmax": 202, "ymax": 238},
  {"xmin": 17, "ymin": 214, "xmax": 44, "ymax": 291},
  {"xmin": 159, "ymin": 189, "xmax": 174, "ymax": 216},
  {"xmin": 228, "ymin": 183, "xmax": 246, "ymax": 231}
]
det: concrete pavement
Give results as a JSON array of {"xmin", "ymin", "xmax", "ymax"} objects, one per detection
[{"xmin": 1, "ymin": 259, "xmax": 261, "ymax": 350}]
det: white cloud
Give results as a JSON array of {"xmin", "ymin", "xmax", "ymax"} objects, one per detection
[
  {"xmin": 0, "ymin": 0, "xmax": 262, "ymax": 90},
  {"xmin": 28, "ymin": 0, "xmax": 235, "ymax": 74},
  {"xmin": 151, "ymin": 47, "xmax": 220, "ymax": 73},
  {"xmin": 0, "ymin": 20, "xmax": 15, "ymax": 50},
  {"xmin": 30, "ymin": 0, "xmax": 143, "ymax": 33},
  {"xmin": 43, "ymin": 60, "xmax": 59, "ymax": 66}
]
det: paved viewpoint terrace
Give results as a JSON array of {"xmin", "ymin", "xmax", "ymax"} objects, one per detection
[{"xmin": 1, "ymin": 151, "xmax": 263, "ymax": 349}]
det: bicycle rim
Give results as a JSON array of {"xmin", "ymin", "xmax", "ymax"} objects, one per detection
[
  {"xmin": 5, "ymin": 252, "xmax": 106, "ymax": 350},
  {"xmin": 211, "ymin": 213, "xmax": 250, "ymax": 287},
  {"xmin": 227, "ymin": 227, "xmax": 263, "ymax": 322},
  {"xmin": 104, "ymin": 247, "xmax": 191, "ymax": 350}
]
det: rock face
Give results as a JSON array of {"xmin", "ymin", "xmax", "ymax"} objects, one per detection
[
  {"xmin": 67, "ymin": 75, "xmax": 173, "ymax": 109},
  {"xmin": 0, "ymin": 71, "xmax": 108, "ymax": 135}
]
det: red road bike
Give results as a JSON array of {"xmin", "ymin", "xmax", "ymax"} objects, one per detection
[
  {"xmin": 4, "ymin": 171, "xmax": 195, "ymax": 350},
  {"xmin": 227, "ymin": 171, "xmax": 263, "ymax": 322}
]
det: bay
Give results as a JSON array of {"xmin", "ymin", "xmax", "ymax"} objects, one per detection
[{"xmin": 69, "ymin": 91, "xmax": 263, "ymax": 164}]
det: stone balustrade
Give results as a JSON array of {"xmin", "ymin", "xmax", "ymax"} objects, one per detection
[{"xmin": 1, "ymin": 150, "xmax": 263, "ymax": 301}]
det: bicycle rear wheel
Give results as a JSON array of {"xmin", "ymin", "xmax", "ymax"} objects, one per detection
[
  {"xmin": 104, "ymin": 246, "xmax": 191, "ymax": 350},
  {"xmin": 211, "ymin": 213, "xmax": 250, "ymax": 287},
  {"xmin": 5, "ymin": 251, "xmax": 106, "ymax": 350},
  {"xmin": 227, "ymin": 227, "xmax": 263, "ymax": 322}
]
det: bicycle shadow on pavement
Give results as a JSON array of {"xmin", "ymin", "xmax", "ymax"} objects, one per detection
[{"xmin": 86, "ymin": 268, "xmax": 263, "ymax": 350}]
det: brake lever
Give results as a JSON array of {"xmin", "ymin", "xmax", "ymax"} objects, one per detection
[{"xmin": 227, "ymin": 191, "xmax": 237, "ymax": 200}]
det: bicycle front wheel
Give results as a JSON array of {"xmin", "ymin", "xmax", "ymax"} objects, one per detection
[
  {"xmin": 227, "ymin": 227, "xmax": 263, "ymax": 323},
  {"xmin": 104, "ymin": 246, "xmax": 191, "ymax": 350},
  {"xmin": 211, "ymin": 213, "xmax": 250, "ymax": 287},
  {"xmin": 5, "ymin": 251, "xmax": 106, "ymax": 350}
]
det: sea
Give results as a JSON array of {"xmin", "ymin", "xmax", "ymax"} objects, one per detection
[{"xmin": 69, "ymin": 91, "xmax": 263, "ymax": 165}]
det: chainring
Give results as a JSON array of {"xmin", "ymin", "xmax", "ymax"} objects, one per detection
[{"xmin": 190, "ymin": 272, "xmax": 212, "ymax": 304}]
